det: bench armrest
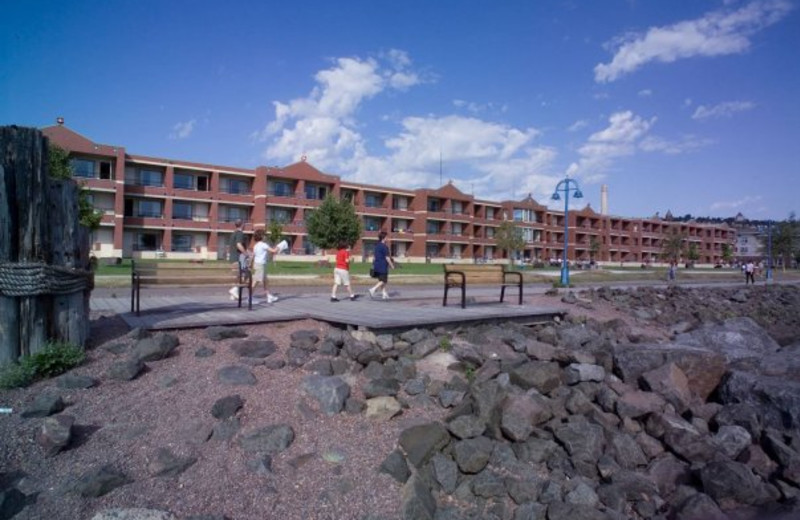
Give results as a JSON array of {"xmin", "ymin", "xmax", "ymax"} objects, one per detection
[
  {"xmin": 503, "ymin": 271, "xmax": 523, "ymax": 283},
  {"xmin": 445, "ymin": 271, "xmax": 465, "ymax": 285}
]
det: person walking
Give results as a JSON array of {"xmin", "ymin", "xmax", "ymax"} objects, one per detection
[
  {"xmin": 666, "ymin": 261, "xmax": 677, "ymax": 282},
  {"xmin": 228, "ymin": 219, "xmax": 247, "ymax": 300},
  {"xmin": 252, "ymin": 228, "xmax": 280, "ymax": 303},
  {"xmin": 369, "ymin": 231, "xmax": 395, "ymax": 300},
  {"xmin": 745, "ymin": 260, "xmax": 756, "ymax": 285},
  {"xmin": 330, "ymin": 241, "xmax": 357, "ymax": 302}
]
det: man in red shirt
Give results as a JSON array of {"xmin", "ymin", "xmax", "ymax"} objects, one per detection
[{"xmin": 331, "ymin": 241, "xmax": 358, "ymax": 301}]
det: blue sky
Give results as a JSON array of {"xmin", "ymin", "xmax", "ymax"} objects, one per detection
[{"xmin": 2, "ymin": 0, "xmax": 798, "ymax": 219}]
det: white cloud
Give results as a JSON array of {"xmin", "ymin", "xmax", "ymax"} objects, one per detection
[
  {"xmin": 639, "ymin": 134, "xmax": 714, "ymax": 154},
  {"xmin": 684, "ymin": 98, "xmax": 693, "ymax": 107},
  {"xmin": 594, "ymin": 0, "xmax": 792, "ymax": 82},
  {"xmin": 169, "ymin": 119, "xmax": 196, "ymax": 140},
  {"xmin": 710, "ymin": 195, "xmax": 763, "ymax": 211},
  {"xmin": 256, "ymin": 52, "xmax": 559, "ymax": 202},
  {"xmin": 638, "ymin": 89, "xmax": 653, "ymax": 97},
  {"xmin": 568, "ymin": 119, "xmax": 588, "ymax": 132},
  {"xmin": 692, "ymin": 100, "xmax": 755, "ymax": 120},
  {"xmin": 565, "ymin": 110, "xmax": 656, "ymax": 180}
]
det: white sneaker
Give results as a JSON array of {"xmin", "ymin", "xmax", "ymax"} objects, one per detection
[
  {"xmin": 382, "ymin": 292, "xmax": 389, "ymax": 300},
  {"xmin": 267, "ymin": 294, "xmax": 278, "ymax": 303},
  {"xmin": 368, "ymin": 288, "xmax": 376, "ymax": 299},
  {"xmin": 228, "ymin": 287, "xmax": 239, "ymax": 300}
]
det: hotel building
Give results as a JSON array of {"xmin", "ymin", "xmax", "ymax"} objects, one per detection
[{"xmin": 42, "ymin": 122, "xmax": 736, "ymax": 265}]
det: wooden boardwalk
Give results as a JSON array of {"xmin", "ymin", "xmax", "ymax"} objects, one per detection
[{"xmin": 93, "ymin": 293, "xmax": 566, "ymax": 332}]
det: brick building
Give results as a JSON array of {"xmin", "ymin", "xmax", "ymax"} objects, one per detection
[{"xmin": 43, "ymin": 122, "xmax": 736, "ymax": 265}]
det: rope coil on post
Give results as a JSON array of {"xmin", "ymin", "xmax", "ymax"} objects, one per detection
[{"xmin": 0, "ymin": 262, "xmax": 94, "ymax": 297}]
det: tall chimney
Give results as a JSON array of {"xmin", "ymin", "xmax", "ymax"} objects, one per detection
[{"xmin": 601, "ymin": 184, "xmax": 608, "ymax": 215}]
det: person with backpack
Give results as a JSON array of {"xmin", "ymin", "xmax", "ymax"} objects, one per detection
[{"xmin": 369, "ymin": 231, "xmax": 395, "ymax": 300}]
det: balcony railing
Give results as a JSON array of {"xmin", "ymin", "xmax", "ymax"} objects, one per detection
[
  {"xmin": 221, "ymin": 187, "xmax": 253, "ymax": 196},
  {"xmin": 126, "ymin": 179, "xmax": 164, "ymax": 188},
  {"xmin": 268, "ymin": 189, "xmax": 296, "ymax": 197},
  {"xmin": 218, "ymin": 217, "xmax": 251, "ymax": 223},
  {"xmin": 133, "ymin": 211, "xmax": 163, "ymax": 218}
]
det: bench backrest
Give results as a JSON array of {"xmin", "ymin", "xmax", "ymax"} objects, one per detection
[
  {"xmin": 443, "ymin": 263, "xmax": 507, "ymax": 283},
  {"xmin": 133, "ymin": 261, "xmax": 240, "ymax": 285}
]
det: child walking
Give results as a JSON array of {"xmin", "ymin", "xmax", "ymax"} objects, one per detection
[
  {"xmin": 252, "ymin": 229, "xmax": 280, "ymax": 303},
  {"xmin": 331, "ymin": 241, "xmax": 357, "ymax": 302}
]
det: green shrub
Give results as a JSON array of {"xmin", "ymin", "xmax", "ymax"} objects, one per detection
[
  {"xmin": 0, "ymin": 362, "xmax": 37, "ymax": 389},
  {"xmin": 438, "ymin": 336, "xmax": 452, "ymax": 352},
  {"xmin": 0, "ymin": 341, "xmax": 85, "ymax": 389}
]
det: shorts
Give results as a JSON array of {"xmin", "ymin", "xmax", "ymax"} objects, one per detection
[
  {"xmin": 333, "ymin": 268, "xmax": 350, "ymax": 286},
  {"xmin": 253, "ymin": 263, "xmax": 267, "ymax": 283},
  {"xmin": 374, "ymin": 271, "xmax": 388, "ymax": 283}
]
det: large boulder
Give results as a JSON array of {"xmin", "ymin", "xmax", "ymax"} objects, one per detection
[
  {"xmin": 398, "ymin": 422, "xmax": 450, "ymax": 468},
  {"xmin": 675, "ymin": 317, "xmax": 781, "ymax": 363},
  {"xmin": 614, "ymin": 344, "xmax": 726, "ymax": 400},
  {"xmin": 718, "ymin": 370, "xmax": 800, "ymax": 431},
  {"xmin": 301, "ymin": 375, "xmax": 350, "ymax": 415}
]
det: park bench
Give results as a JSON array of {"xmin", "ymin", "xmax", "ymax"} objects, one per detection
[
  {"xmin": 131, "ymin": 261, "xmax": 252, "ymax": 316},
  {"xmin": 442, "ymin": 264, "xmax": 523, "ymax": 309}
]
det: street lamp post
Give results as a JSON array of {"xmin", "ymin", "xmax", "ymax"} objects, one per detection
[
  {"xmin": 767, "ymin": 220, "xmax": 773, "ymax": 283},
  {"xmin": 551, "ymin": 177, "xmax": 583, "ymax": 286}
]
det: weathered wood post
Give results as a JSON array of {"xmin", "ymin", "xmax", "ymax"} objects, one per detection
[{"xmin": 0, "ymin": 126, "xmax": 93, "ymax": 362}]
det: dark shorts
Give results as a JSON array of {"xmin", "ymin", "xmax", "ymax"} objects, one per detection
[{"xmin": 375, "ymin": 272, "xmax": 388, "ymax": 283}]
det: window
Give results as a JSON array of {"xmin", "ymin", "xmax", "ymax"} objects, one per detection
[
  {"xmin": 451, "ymin": 223, "xmax": 463, "ymax": 235},
  {"xmin": 486, "ymin": 228, "xmax": 496, "ymax": 238},
  {"xmin": 138, "ymin": 200, "xmax": 162, "ymax": 218},
  {"xmin": 365, "ymin": 193, "xmax": 383, "ymax": 207},
  {"xmin": 71, "ymin": 159, "xmax": 95, "ymax": 178},
  {"xmin": 223, "ymin": 178, "xmax": 250, "ymax": 195},
  {"xmin": 172, "ymin": 234, "xmax": 193, "ymax": 252},
  {"xmin": 223, "ymin": 206, "xmax": 249, "ymax": 222},
  {"xmin": 174, "ymin": 173, "xmax": 194, "ymax": 190},
  {"xmin": 138, "ymin": 170, "xmax": 164, "ymax": 187},
  {"xmin": 426, "ymin": 244, "xmax": 441, "ymax": 257},
  {"xmin": 426, "ymin": 221, "xmax": 441, "ymax": 234},
  {"xmin": 172, "ymin": 202, "xmax": 193, "ymax": 220},
  {"xmin": 268, "ymin": 181, "xmax": 294, "ymax": 197},
  {"xmin": 392, "ymin": 196, "xmax": 409, "ymax": 210},
  {"xmin": 136, "ymin": 233, "xmax": 159, "ymax": 251},
  {"xmin": 427, "ymin": 199, "xmax": 441, "ymax": 212},
  {"xmin": 363, "ymin": 216, "xmax": 382, "ymax": 232},
  {"xmin": 99, "ymin": 161, "xmax": 113, "ymax": 180},
  {"xmin": 452, "ymin": 201, "xmax": 464, "ymax": 214},
  {"xmin": 268, "ymin": 208, "xmax": 293, "ymax": 223}
]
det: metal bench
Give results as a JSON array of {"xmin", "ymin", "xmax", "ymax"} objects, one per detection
[
  {"xmin": 131, "ymin": 261, "xmax": 252, "ymax": 316},
  {"xmin": 443, "ymin": 264, "xmax": 523, "ymax": 309}
]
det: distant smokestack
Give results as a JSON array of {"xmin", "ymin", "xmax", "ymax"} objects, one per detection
[{"xmin": 601, "ymin": 184, "xmax": 608, "ymax": 215}]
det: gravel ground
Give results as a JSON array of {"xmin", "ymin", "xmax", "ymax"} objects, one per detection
[{"xmin": 0, "ymin": 293, "xmax": 655, "ymax": 520}]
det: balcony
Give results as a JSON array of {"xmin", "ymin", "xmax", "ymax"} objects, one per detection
[{"xmin": 218, "ymin": 216, "xmax": 251, "ymax": 224}]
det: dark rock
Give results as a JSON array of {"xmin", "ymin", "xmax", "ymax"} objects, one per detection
[
  {"xmin": 711, "ymin": 425, "xmax": 751, "ymax": 459},
  {"xmin": 21, "ymin": 393, "xmax": 65, "ymax": 418},
  {"xmin": 431, "ymin": 453, "xmax": 458, "ymax": 494},
  {"xmin": 615, "ymin": 390, "xmax": 666, "ymax": 419},
  {"xmin": 718, "ymin": 370, "xmax": 800, "ymax": 431},
  {"xmin": 148, "ymin": 447, "xmax": 197, "ymax": 477},
  {"xmin": 526, "ymin": 340, "xmax": 558, "ymax": 361},
  {"xmin": 472, "ymin": 379, "xmax": 509, "ymax": 439},
  {"xmin": 343, "ymin": 340, "xmax": 381, "ymax": 365},
  {"xmin": 640, "ymin": 362, "xmax": 691, "ymax": 413},
  {"xmin": 263, "ymin": 358, "xmax": 286, "ymax": 370},
  {"xmin": 238, "ymin": 424, "xmax": 295, "ymax": 453},
  {"xmin": 700, "ymin": 459, "xmax": 774, "ymax": 506},
  {"xmin": 106, "ymin": 359, "xmax": 144, "ymax": 381},
  {"xmin": 565, "ymin": 481, "xmax": 599, "ymax": 507},
  {"xmin": 210, "ymin": 417, "xmax": 240, "ymax": 441},
  {"xmin": 56, "ymin": 374, "xmax": 97, "ymax": 389},
  {"xmin": 363, "ymin": 378, "xmax": 400, "ymax": 398},
  {"xmin": 36, "ymin": 414, "xmax": 74, "ymax": 456},
  {"xmin": 557, "ymin": 325, "xmax": 594, "ymax": 348},
  {"xmin": 345, "ymin": 398, "xmax": 366, "ymax": 415},
  {"xmin": 553, "ymin": 421, "xmax": 605, "ymax": 465},
  {"xmin": 211, "ymin": 395, "xmax": 244, "ymax": 420},
  {"xmin": 513, "ymin": 502, "xmax": 547, "ymax": 520},
  {"xmin": 102, "ymin": 342, "xmax": 128, "ymax": 355},
  {"xmin": 130, "ymin": 333, "xmax": 179, "ymax": 362},
  {"xmin": 510, "ymin": 361, "xmax": 562, "ymax": 394},
  {"xmin": 302, "ymin": 375, "xmax": 350, "ymax": 415},
  {"xmin": 411, "ymin": 338, "xmax": 439, "ymax": 359},
  {"xmin": 438, "ymin": 390, "xmax": 464, "ymax": 408},
  {"xmin": 216, "ymin": 365, "xmax": 256, "ymax": 385},
  {"xmin": 286, "ymin": 347, "xmax": 311, "ymax": 367},
  {"xmin": 379, "ymin": 449, "xmax": 410, "ymax": 483},
  {"xmin": 401, "ymin": 474, "xmax": 436, "ymax": 520},
  {"xmin": 453, "ymin": 436, "xmax": 494, "ymax": 474},
  {"xmin": 712, "ymin": 402, "xmax": 763, "ymax": 438},
  {"xmin": 0, "ymin": 488, "xmax": 27, "ymax": 520},
  {"xmin": 472, "ymin": 470, "xmax": 506, "ymax": 498},
  {"xmin": 539, "ymin": 479, "xmax": 563, "ymax": 504},
  {"xmin": 447, "ymin": 415, "xmax": 486, "ymax": 440},
  {"xmin": 245, "ymin": 455, "xmax": 272, "ymax": 475},
  {"xmin": 546, "ymin": 502, "xmax": 608, "ymax": 520},
  {"xmin": 607, "ymin": 432, "xmax": 647, "ymax": 469},
  {"xmin": 404, "ymin": 378, "xmax": 426, "ymax": 396},
  {"xmin": 70, "ymin": 465, "xmax": 130, "ymax": 497},
  {"xmin": 564, "ymin": 364, "xmax": 605, "ymax": 385},
  {"xmin": 401, "ymin": 328, "xmax": 430, "ymax": 345},
  {"xmin": 230, "ymin": 338, "xmax": 276, "ymax": 358},
  {"xmin": 647, "ymin": 453, "xmax": 691, "ymax": 498},
  {"xmin": 317, "ymin": 339, "xmax": 339, "ymax": 356},
  {"xmin": 675, "ymin": 317, "xmax": 781, "ymax": 362},
  {"xmin": 195, "ymin": 346, "xmax": 215, "ymax": 358},
  {"xmin": 206, "ymin": 326, "xmax": 247, "ymax": 341},
  {"xmin": 613, "ymin": 344, "xmax": 726, "ymax": 400},
  {"xmin": 501, "ymin": 394, "xmax": 551, "ymax": 442},
  {"xmin": 398, "ymin": 422, "xmax": 450, "ymax": 468},
  {"xmin": 290, "ymin": 330, "xmax": 320, "ymax": 351},
  {"xmin": 647, "ymin": 412, "xmax": 714, "ymax": 463},
  {"xmin": 673, "ymin": 492, "xmax": 727, "ymax": 520},
  {"xmin": 305, "ymin": 358, "xmax": 333, "ymax": 376}
]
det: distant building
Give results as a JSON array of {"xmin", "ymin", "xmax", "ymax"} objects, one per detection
[{"xmin": 43, "ymin": 121, "xmax": 737, "ymax": 265}]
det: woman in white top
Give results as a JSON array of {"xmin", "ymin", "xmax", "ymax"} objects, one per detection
[{"xmin": 252, "ymin": 229, "xmax": 280, "ymax": 303}]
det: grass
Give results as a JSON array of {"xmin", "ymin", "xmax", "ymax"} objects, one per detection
[{"xmin": 0, "ymin": 341, "xmax": 86, "ymax": 389}]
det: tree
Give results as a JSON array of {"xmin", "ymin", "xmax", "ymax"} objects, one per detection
[
  {"xmin": 267, "ymin": 220, "xmax": 284, "ymax": 246},
  {"xmin": 769, "ymin": 212, "xmax": 797, "ymax": 271},
  {"xmin": 48, "ymin": 144, "xmax": 102, "ymax": 231},
  {"xmin": 686, "ymin": 242, "xmax": 700, "ymax": 266},
  {"xmin": 721, "ymin": 243, "xmax": 733, "ymax": 265},
  {"xmin": 305, "ymin": 195, "xmax": 362, "ymax": 250},
  {"xmin": 589, "ymin": 237, "xmax": 601, "ymax": 262},
  {"xmin": 661, "ymin": 232, "xmax": 686, "ymax": 263},
  {"xmin": 495, "ymin": 220, "xmax": 525, "ymax": 265}
]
